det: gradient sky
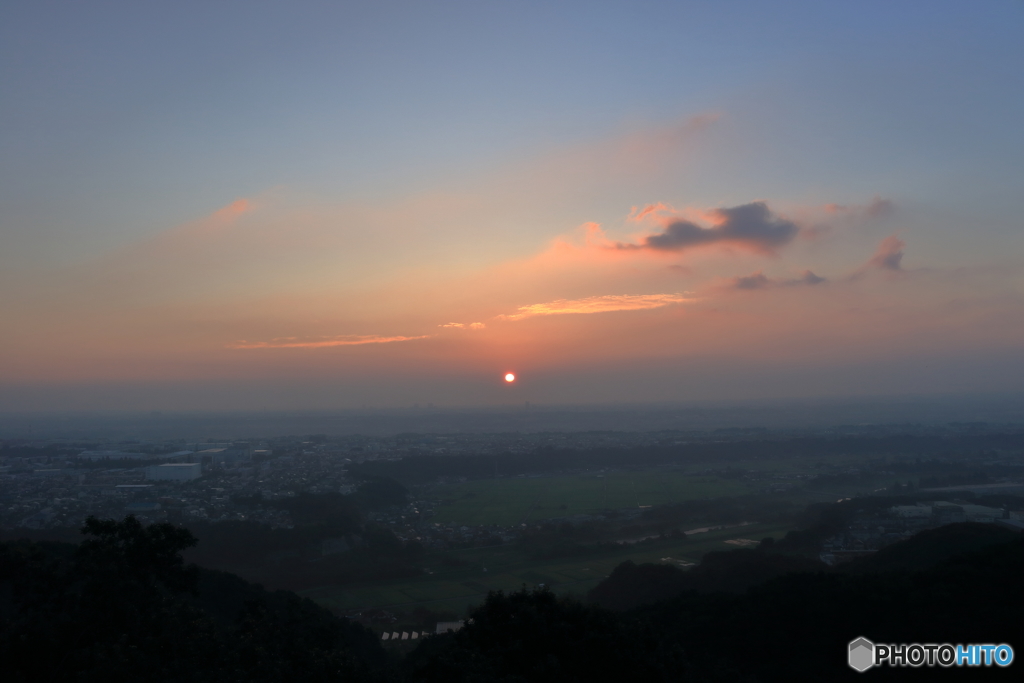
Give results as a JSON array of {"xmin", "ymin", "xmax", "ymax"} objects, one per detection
[{"xmin": 2, "ymin": 1, "xmax": 1023, "ymax": 411}]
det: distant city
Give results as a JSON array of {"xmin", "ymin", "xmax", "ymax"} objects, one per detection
[
  {"xmin": 4, "ymin": 420, "xmax": 1023, "ymax": 558},
  {"xmin": 3, "ymin": 430, "xmax": 681, "ymax": 534}
]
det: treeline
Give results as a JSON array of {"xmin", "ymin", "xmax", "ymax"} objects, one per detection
[{"xmin": 348, "ymin": 433, "xmax": 1024, "ymax": 483}]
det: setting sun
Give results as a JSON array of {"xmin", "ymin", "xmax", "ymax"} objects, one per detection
[{"xmin": 504, "ymin": 373, "xmax": 515, "ymax": 383}]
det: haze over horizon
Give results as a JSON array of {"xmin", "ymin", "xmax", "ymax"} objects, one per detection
[{"xmin": 3, "ymin": 2, "xmax": 1023, "ymax": 412}]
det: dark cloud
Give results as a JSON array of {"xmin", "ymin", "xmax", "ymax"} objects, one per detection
[
  {"xmin": 795, "ymin": 270, "xmax": 826, "ymax": 285},
  {"xmin": 729, "ymin": 269, "xmax": 827, "ymax": 291},
  {"xmin": 623, "ymin": 201, "xmax": 799, "ymax": 254},
  {"xmin": 733, "ymin": 272, "xmax": 772, "ymax": 290}
]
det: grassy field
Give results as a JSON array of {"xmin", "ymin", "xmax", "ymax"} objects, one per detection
[
  {"xmin": 425, "ymin": 471, "xmax": 755, "ymax": 526},
  {"xmin": 302, "ymin": 521, "xmax": 793, "ymax": 618}
]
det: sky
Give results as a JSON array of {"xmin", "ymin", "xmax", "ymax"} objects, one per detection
[{"xmin": 2, "ymin": 1, "xmax": 1023, "ymax": 412}]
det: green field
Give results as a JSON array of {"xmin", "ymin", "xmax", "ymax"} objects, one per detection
[
  {"xmin": 303, "ymin": 453, "xmax": 907, "ymax": 620},
  {"xmin": 425, "ymin": 471, "xmax": 755, "ymax": 526},
  {"xmin": 302, "ymin": 522, "xmax": 793, "ymax": 618}
]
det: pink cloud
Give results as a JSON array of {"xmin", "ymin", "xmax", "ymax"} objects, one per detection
[
  {"xmin": 627, "ymin": 202, "xmax": 675, "ymax": 222},
  {"xmin": 867, "ymin": 236, "xmax": 906, "ymax": 271}
]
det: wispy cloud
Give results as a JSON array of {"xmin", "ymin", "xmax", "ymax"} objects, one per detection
[
  {"xmin": 847, "ymin": 235, "xmax": 907, "ymax": 281},
  {"xmin": 867, "ymin": 235, "xmax": 906, "ymax": 271},
  {"xmin": 229, "ymin": 335, "xmax": 429, "ymax": 349},
  {"xmin": 627, "ymin": 202, "xmax": 675, "ymax": 223},
  {"xmin": 824, "ymin": 196, "xmax": 896, "ymax": 220},
  {"xmin": 500, "ymin": 293, "xmax": 692, "ymax": 320}
]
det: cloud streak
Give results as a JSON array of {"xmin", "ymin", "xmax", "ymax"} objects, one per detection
[
  {"xmin": 229, "ymin": 335, "xmax": 429, "ymax": 349},
  {"xmin": 439, "ymin": 322, "xmax": 486, "ymax": 329},
  {"xmin": 500, "ymin": 293, "xmax": 691, "ymax": 320}
]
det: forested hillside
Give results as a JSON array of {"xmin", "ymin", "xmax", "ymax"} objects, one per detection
[{"xmin": 2, "ymin": 516, "xmax": 1020, "ymax": 681}]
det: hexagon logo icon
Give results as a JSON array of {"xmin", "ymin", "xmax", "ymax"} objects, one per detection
[{"xmin": 848, "ymin": 637, "xmax": 875, "ymax": 672}]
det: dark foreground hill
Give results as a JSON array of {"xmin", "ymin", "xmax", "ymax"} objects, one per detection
[
  {"xmin": 630, "ymin": 533, "xmax": 1023, "ymax": 681},
  {"xmin": 587, "ymin": 522, "xmax": 1020, "ymax": 611},
  {"xmin": 588, "ymin": 549, "xmax": 825, "ymax": 610},
  {"xmin": 413, "ymin": 529, "xmax": 1023, "ymax": 682},
  {"xmin": 0, "ymin": 517, "xmax": 391, "ymax": 683},
  {"xmin": 2, "ymin": 518, "xmax": 1021, "ymax": 682}
]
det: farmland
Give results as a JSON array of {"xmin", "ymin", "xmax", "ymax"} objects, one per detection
[
  {"xmin": 299, "ymin": 452, "xmax": 920, "ymax": 621},
  {"xmin": 302, "ymin": 521, "xmax": 794, "ymax": 618},
  {"xmin": 424, "ymin": 470, "xmax": 755, "ymax": 526},
  {"xmin": 416, "ymin": 449, "xmax": 908, "ymax": 527},
  {"xmin": 291, "ymin": 437, "xmax": 1013, "ymax": 623}
]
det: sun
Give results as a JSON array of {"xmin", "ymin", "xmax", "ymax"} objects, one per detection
[{"xmin": 504, "ymin": 373, "xmax": 515, "ymax": 383}]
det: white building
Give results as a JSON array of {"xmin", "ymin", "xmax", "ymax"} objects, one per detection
[
  {"xmin": 435, "ymin": 621, "xmax": 466, "ymax": 634},
  {"xmin": 146, "ymin": 462, "xmax": 202, "ymax": 481}
]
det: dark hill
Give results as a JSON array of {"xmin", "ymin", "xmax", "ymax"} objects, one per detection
[
  {"xmin": 589, "ymin": 548, "xmax": 824, "ymax": 610},
  {"xmin": 632, "ymin": 534, "xmax": 1024, "ymax": 681},
  {"xmin": 0, "ymin": 517, "xmax": 390, "ymax": 682},
  {"xmin": 838, "ymin": 522, "xmax": 1019, "ymax": 574},
  {"xmin": 409, "ymin": 534, "xmax": 1024, "ymax": 682},
  {"xmin": 589, "ymin": 522, "xmax": 1023, "ymax": 611}
]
